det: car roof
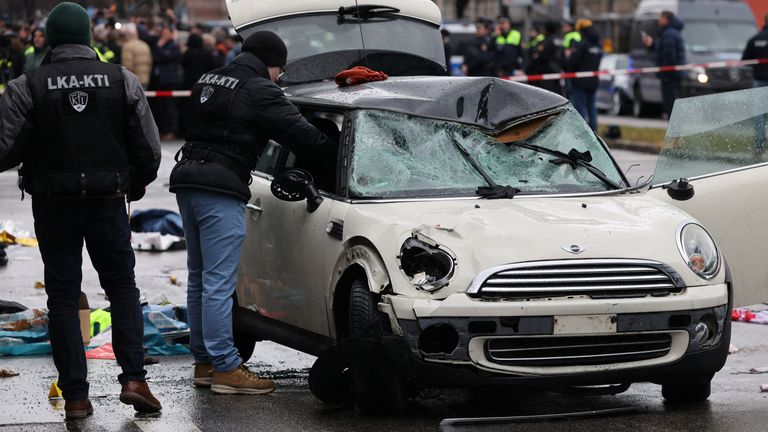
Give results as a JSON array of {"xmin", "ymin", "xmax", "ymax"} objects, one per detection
[
  {"xmin": 635, "ymin": 0, "xmax": 755, "ymax": 21},
  {"xmin": 285, "ymin": 76, "xmax": 568, "ymax": 131},
  {"xmin": 226, "ymin": 0, "xmax": 442, "ymax": 30}
]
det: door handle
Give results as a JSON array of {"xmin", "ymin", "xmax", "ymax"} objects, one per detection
[{"xmin": 246, "ymin": 204, "xmax": 263, "ymax": 213}]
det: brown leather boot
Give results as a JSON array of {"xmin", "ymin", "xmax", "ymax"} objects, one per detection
[
  {"xmin": 64, "ymin": 399, "xmax": 93, "ymax": 420},
  {"xmin": 119, "ymin": 381, "xmax": 162, "ymax": 413}
]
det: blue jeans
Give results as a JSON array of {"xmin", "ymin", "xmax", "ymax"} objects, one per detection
[
  {"xmin": 754, "ymin": 80, "xmax": 768, "ymax": 153},
  {"xmin": 176, "ymin": 190, "xmax": 246, "ymax": 372},
  {"xmin": 571, "ymin": 86, "xmax": 598, "ymax": 131}
]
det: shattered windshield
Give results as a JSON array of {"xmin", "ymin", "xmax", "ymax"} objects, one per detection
[
  {"xmin": 653, "ymin": 86, "xmax": 768, "ymax": 186},
  {"xmin": 349, "ymin": 108, "xmax": 625, "ymax": 198}
]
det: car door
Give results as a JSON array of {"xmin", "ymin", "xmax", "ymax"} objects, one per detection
[
  {"xmin": 237, "ymin": 139, "xmax": 343, "ymax": 338},
  {"xmin": 646, "ymin": 86, "xmax": 768, "ymax": 307}
]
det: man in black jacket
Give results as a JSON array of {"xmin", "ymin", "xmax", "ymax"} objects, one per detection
[
  {"xmin": 742, "ymin": 14, "xmax": 768, "ymax": 154},
  {"xmin": 565, "ymin": 19, "xmax": 603, "ymax": 131},
  {"xmin": 463, "ymin": 20, "xmax": 497, "ymax": 77},
  {"xmin": 0, "ymin": 2, "xmax": 162, "ymax": 419},
  {"xmin": 525, "ymin": 22, "xmax": 563, "ymax": 95},
  {"xmin": 169, "ymin": 31, "xmax": 333, "ymax": 395},
  {"xmin": 643, "ymin": 11, "xmax": 686, "ymax": 118}
]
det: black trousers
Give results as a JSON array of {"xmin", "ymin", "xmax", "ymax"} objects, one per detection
[
  {"xmin": 32, "ymin": 198, "xmax": 146, "ymax": 401},
  {"xmin": 661, "ymin": 76, "xmax": 679, "ymax": 118}
]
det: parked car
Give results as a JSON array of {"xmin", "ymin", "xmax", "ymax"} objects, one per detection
[
  {"xmin": 225, "ymin": 0, "xmax": 768, "ymax": 415},
  {"xmin": 596, "ymin": 54, "xmax": 632, "ymax": 116},
  {"xmin": 628, "ymin": 0, "xmax": 757, "ymax": 117}
]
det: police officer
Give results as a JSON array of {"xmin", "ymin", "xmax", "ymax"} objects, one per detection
[
  {"xmin": 565, "ymin": 19, "xmax": 603, "ymax": 131},
  {"xmin": 562, "ymin": 20, "xmax": 582, "ymax": 50},
  {"xmin": 0, "ymin": 3, "xmax": 162, "ymax": 419},
  {"xmin": 742, "ymin": 13, "xmax": 768, "ymax": 154},
  {"xmin": 169, "ymin": 31, "xmax": 333, "ymax": 395},
  {"xmin": 463, "ymin": 20, "xmax": 497, "ymax": 77},
  {"xmin": 494, "ymin": 17, "xmax": 523, "ymax": 76},
  {"xmin": 23, "ymin": 28, "xmax": 48, "ymax": 73}
]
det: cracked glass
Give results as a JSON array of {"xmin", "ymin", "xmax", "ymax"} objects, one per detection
[{"xmin": 349, "ymin": 108, "xmax": 625, "ymax": 198}]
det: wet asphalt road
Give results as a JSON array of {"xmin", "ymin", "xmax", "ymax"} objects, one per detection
[{"xmin": 1, "ymin": 143, "xmax": 767, "ymax": 431}]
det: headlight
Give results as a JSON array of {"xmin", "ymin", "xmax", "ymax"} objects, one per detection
[
  {"xmin": 399, "ymin": 236, "xmax": 456, "ymax": 292},
  {"xmin": 677, "ymin": 223, "xmax": 720, "ymax": 279},
  {"xmin": 688, "ymin": 67, "xmax": 708, "ymax": 84}
]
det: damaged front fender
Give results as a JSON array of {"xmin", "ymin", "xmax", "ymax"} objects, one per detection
[{"xmin": 331, "ymin": 238, "xmax": 391, "ymax": 294}]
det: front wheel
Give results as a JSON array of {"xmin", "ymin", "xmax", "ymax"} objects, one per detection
[
  {"xmin": 661, "ymin": 374, "xmax": 712, "ymax": 404},
  {"xmin": 348, "ymin": 279, "xmax": 407, "ymax": 415}
]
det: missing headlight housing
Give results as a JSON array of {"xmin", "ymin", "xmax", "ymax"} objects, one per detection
[{"xmin": 399, "ymin": 236, "xmax": 456, "ymax": 292}]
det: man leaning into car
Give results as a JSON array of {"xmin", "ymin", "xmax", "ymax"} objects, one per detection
[{"xmin": 169, "ymin": 31, "xmax": 334, "ymax": 394}]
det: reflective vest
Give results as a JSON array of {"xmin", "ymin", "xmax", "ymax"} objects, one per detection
[
  {"xmin": 0, "ymin": 58, "xmax": 13, "ymax": 92},
  {"xmin": 564, "ymin": 31, "xmax": 582, "ymax": 49},
  {"xmin": 525, "ymin": 34, "xmax": 545, "ymax": 49},
  {"xmin": 90, "ymin": 309, "xmax": 112, "ymax": 336},
  {"xmin": 93, "ymin": 44, "xmax": 116, "ymax": 63},
  {"xmin": 496, "ymin": 30, "xmax": 522, "ymax": 46},
  {"xmin": 24, "ymin": 46, "xmax": 34, "ymax": 57}
]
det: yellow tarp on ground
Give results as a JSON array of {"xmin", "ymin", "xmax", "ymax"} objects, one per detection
[{"xmin": 0, "ymin": 231, "xmax": 38, "ymax": 247}]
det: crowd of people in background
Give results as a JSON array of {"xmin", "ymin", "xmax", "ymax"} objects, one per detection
[{"xmin": 0, "ymin": 6, "xmax": 242, "ymax": 141}]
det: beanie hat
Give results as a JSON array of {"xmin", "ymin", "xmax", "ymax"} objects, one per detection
[
  {"xmin": 46, "ymin": 2, "xmax": 92, "ymax": 48},
  {"xmin": 242, "ymin": 31, "xmax": 288, "ymax": 67},
  {"xmin": 576, "ymin": 19, "xmax": 593, "ymax": 32}
]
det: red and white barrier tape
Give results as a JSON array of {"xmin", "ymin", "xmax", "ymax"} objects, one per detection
[
  {"xmin": 505, "ymin": 58, "xmax": 768, "ymax": 83},
  {"xmin": 140, "ymin": 58, "xmax": 768, "ymax": 97},
  {"xmin": 144, "ymin": 90, "xmax": 192, "ymax": 98}
]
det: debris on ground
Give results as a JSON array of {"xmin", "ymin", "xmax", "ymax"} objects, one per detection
[
  {"xmin": 131, "ymin": 232, "xmax": 186, "ymax": 252},
  {"xmin": 729, "ymin": 344, "xmax": 740, "ymax": 354},
  {"xmin": 0, "ymin": 220, "xmax": 38, "ymax": 247},
  {"xmin": 129, "ymin": 209, "xmax": 185, "ymax": 237},
  {"xmin": 733, "ymin": 366, "xmax": 768, "ymax": 375},
  {"xmin": 34, "ymin": 281, "xmax": 45, "ymax": 289},
  {"xmin": 0, "ymin": 368, "xmax": 19, "ymax": 378},
  {"xmin": 732, "ymin": 308, "xmax": 768, "ymax": 324},
  {"xmin": 86, "ymin": 343, "xmax": 116, "ymax": 360},
  {"xmin": 0, "ymin": 300, "xmax": 27, "ymax": 314},
  {"xmin": 48, "ymin": 381, "xmax": 62, "ymax": 399},
  {"xmin": 761, "ymin": 384, "xmax": 768, "ymax": 393}
]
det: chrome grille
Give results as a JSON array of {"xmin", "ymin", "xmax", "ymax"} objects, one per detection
[
  {"xmin": 485, "ymin": 333, "xmax": 673, "ymax": 367},
  {"xmin": 468, "ymin": 259, "xmax": 682, "ymax": 299}
]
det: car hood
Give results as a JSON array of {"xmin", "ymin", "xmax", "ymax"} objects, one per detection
[{"xmin": 341, "ymin": 195, "xmax": 711, "ymax": 297}]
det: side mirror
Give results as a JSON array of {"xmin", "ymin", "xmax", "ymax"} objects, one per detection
[
  {"xmin": 663, "ymin": 178, "xmax": 695, "ymax": 201},
  {"xmin": 270, "ymin": 169, "xmax": 324, "ymax": 213}
]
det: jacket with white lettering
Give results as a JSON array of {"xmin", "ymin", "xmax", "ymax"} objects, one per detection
[
  {"xmin": 0, "ymin": 44, "xmax": 161, "ymax": 200},
  {"xmin": 742, "ymin": 26, "xmax": 768, "ymax": 82},
  {"xmin": 170, "ymin": 52, "xmax": 332, "ymax": 202}
]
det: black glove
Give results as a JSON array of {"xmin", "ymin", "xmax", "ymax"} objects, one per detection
[{"xmin": 127, "ymin": 187, "xmax": 146, "ymax": 203}]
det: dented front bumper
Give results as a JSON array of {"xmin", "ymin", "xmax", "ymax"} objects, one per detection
[{"xmin": 378, "ymin": 282, "xmax": 731, "ymax": 387}]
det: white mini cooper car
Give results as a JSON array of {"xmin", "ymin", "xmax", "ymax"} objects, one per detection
[{"xmin": 226, "ymin": 0, "xmax": 768, "ymax": 414}]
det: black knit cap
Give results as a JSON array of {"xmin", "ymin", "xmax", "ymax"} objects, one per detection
[
  {"xmin": 242, "ymin": 31, "xmax": 288, "ymax": 67},
  {"xmin": 46, "ymin": 2, "xmax": 92, "ymax": 48}
]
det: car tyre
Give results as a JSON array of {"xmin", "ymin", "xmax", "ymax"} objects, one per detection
[
  {"xmin": 661, "ymin": 375, "xmax": 712, "ymax": 404},
  {"xmin": 348, "ymin": 279, "xmax": 407, "ymax": 415},
  {"xmin": 231, "ymin": 294, "xmax": 259, "ymax": 363},
  {"xmin": 233, "ymin": 324, "xmax": 258, "ymax": 363}
]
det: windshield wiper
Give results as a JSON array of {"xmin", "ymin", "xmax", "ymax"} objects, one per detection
[
  {"xmin": 338, "ymin": 5, "xmax": 400, "ymax": 23},
  {"xmin": 508, "ymin": 142, "xmax": 623, "ymax": 190},
  {"xmin": 447, "ymin": 131, "xmax": 521, "ymax": 199}
]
